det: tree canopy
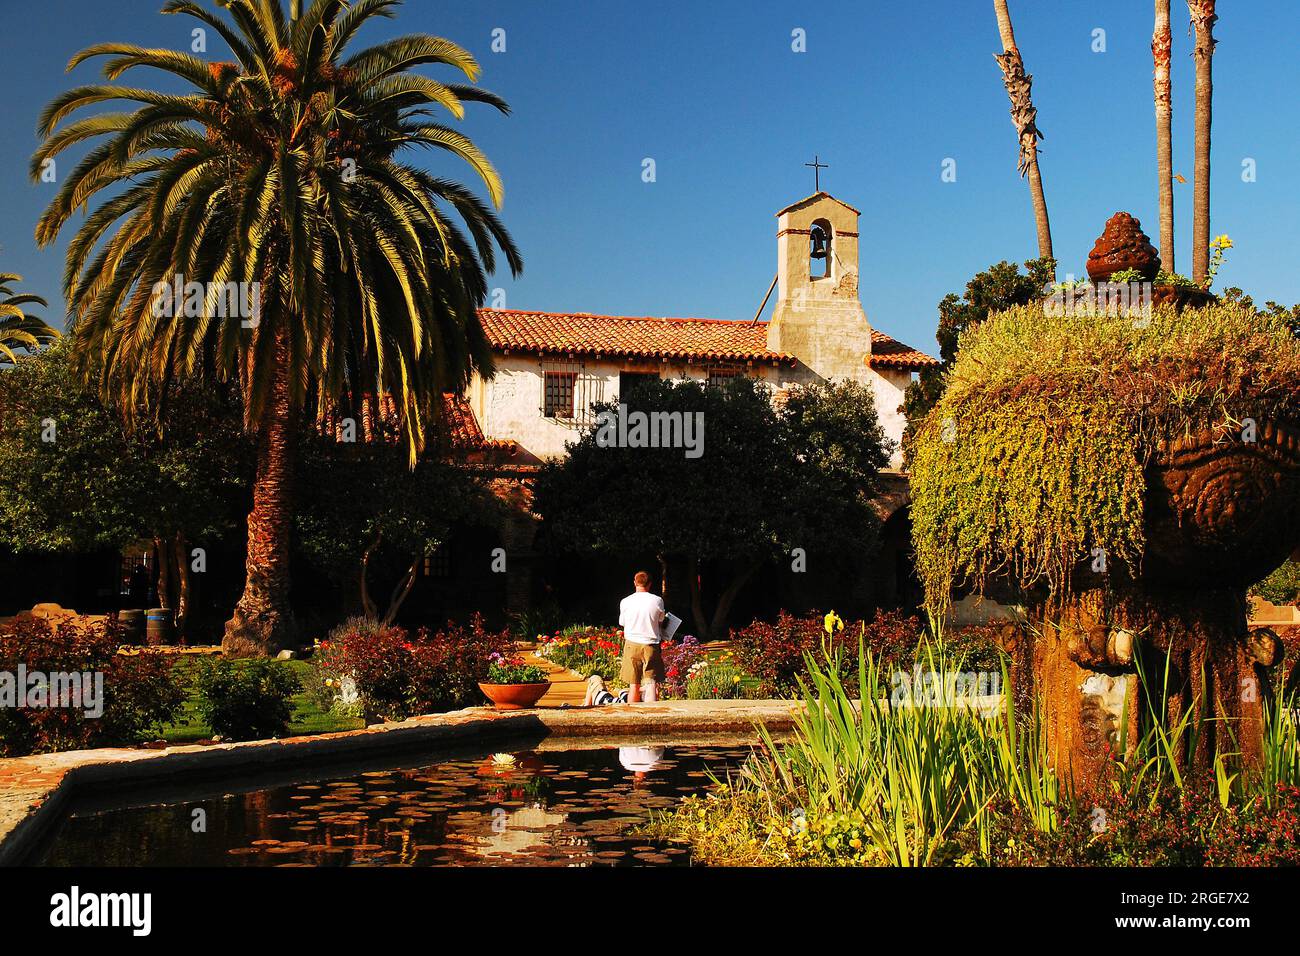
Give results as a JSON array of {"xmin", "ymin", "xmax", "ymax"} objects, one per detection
[
  {"xmin": 0, "ymin": 343, "xmax": 249, "ymax": 555},
  {"xmin": 533, "ymin": 376, "xmax": 890, "ymax": 637}
]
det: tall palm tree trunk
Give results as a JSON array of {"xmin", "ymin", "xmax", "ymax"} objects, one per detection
[
  {"xmin": 1188, "ymin": 1, "xmax": 1217, "ymax": 285},
  {"xmin": 1154, "ymin": 0, "xmax": 1175, "ymax": 274},
  {"xmin": 993, "ymin": 0, "xmax": 1053, "ymax": 267},
  {"xmin": 223, "ymin": 330, "xmax": 296, "ymax": 657}
]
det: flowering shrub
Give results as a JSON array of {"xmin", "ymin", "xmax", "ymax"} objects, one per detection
[
  {"xmin": 484, "ymin": 653, "xmax": 548, "ymax": 684},
  {"xmin": 660, "ymin": 635, "xmax": 704, "ymax": 699},
  {"xmin": 193, "ymin": 658, "xmax": 300, "ymax": 741},
  {"xmin": 0, "ymin": 617, "xmax": 184, "ymax": 757},
  {"xmin": 536, "ymin": 625, "xmax": 622, "ymax": 680},
  {"xmin": 311, "ymin": 615, "xmax": 511, "ymax": 721},
  {"xmin": 981, "ymin": 783, "xmax": 1300, "ymax": 867},
  {"xmin": 730, "ymin": 609, "xmax": 924, "ymax": 698}
]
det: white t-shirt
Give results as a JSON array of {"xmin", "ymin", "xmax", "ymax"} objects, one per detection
[
  {"xmin": 619, "ymin": 590, "xmax": 665, "ymax": 645},
  {"xmin": 619, "ymin": 746, "xmax": 665, "ymax": 773}
]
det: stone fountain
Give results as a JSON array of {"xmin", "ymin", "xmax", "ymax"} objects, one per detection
[{"xmin": 1017, "ymin": 213, "xmax": 1300, "ymax": 787}]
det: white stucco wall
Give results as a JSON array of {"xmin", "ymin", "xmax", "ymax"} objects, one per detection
[{"xmin": 470, "ymin": 354, "xmax": 913, "ymax": 468}]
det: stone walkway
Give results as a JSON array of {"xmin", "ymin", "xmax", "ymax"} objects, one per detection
[{"xmin": 517, "ymin": 647, "xmax": 589, "ymax": 708}]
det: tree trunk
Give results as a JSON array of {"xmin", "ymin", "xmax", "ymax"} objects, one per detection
[
  {"xmin": 993, "ymin": 0, "xmax": 1054, "ymax": 267},
  {"xmin": 359, "ymin": 534, "xmax": 381, "ymax": 620},
  {"xmin": 1153, "ymin": 0, "xmax": 1175, "ymax": 274},
  {"xmin": 687, "ymin": 554, "xmax": 708, "ymax": 639},
  {"xmin": 1187, "ymin": 0, "xmax": 1217, "ymax": 284},
  {"xmin": 153, "ymin": 535, "xmax": 172, "ymax": 611},
  {"xmin": 382, "ymin": 555, "xmax": 422, "ymax": 626},
  {"xmin": 174, "ymin": 532, "xmax": 191, "ymax": 644},
  {"xmin": 657, "ymin": 552, "xmax": 670, "ymax": 604},
  {"xmin": 223, "ymin": 331, "xmax": 297, "ymax": 657},
  {"xmin": 685, "ymin": 554, "xmax": 760, "ymax": 639},
  {"xmin": 709, "ymin": 560, "xmax": 761, "ymax": 638}
]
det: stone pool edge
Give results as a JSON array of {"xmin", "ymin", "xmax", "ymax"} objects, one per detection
[{"xmin": 0, "ymin": 699, "xmax": 799, "ymax": 866}]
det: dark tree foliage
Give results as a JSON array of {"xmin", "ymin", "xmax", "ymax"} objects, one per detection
[
  {"xmin": 295, "ymin": 420, "xmax": 504, "ymax": 626},
  {"xmin": 533, "ymin": 377, "xmax": 889, "ymax": 637},
  {"xmin": 0, "ymin": 343, "xmax": 250, "ymax": 632}
]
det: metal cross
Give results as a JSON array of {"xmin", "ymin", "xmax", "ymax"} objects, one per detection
[{"xmin": 804, "ymin": 154, "xmax": 829, "ymax": 191}]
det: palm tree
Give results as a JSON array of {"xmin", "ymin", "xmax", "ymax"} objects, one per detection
[
  {"xmin": 33, "ymin": 0, "xmax": 522, "ymax": 656},
  {"xmin": 0, "ymin": 275, "xmax": 58, "ymax": 366},
  {"xmin": 0, "ymin": 274, "xmax": 58, "ymax": 366},
  {"xmin": 1153, "ymin": 0, "xmax": 1175, "ymax": 274},
  {"xmin": 992, "ymin": 0, "xmax": 1053, "ymax": 267},
  {"xmin": 1187, "ymin": 1, "xmax": 1217, "ymax": 285}
]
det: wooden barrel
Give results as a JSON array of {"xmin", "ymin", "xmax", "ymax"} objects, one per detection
[
  {"xmin": 145, "ymin": 608, "xmax": 173, "ymax": 646},
  {"xmin": 118, "ymin": 609, "xmax": 145, "ymax": 644}
]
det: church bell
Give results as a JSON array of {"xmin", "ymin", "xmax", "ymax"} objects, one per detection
[{"xmin": 810, "ymin": 227, "xmax": 828, "ymax": 260}]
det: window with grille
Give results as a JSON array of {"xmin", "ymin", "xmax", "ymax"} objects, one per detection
[
  {"xmin": 543, "ymin": 370, "xmax": 577, "ymax": 418},
  {"xmin": 707, "ymin": 366, "xmax": 743, "ymax": 388},
  {"xmin": 618, "ymin": 370, "xmax": 659, "ymax": 403},
  {"xmin": 541, "ymin": 360, "xmax": 604, "ymax": 426}
]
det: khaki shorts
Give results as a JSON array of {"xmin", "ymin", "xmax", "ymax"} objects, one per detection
[{"xmin": 620, "ymin": 640, "xmax": 665, "ymax": 685}]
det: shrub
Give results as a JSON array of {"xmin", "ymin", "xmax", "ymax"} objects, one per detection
[
  {"xmin": 0, "ymin": 617, "xmax": 184, "ymax": 757},
  {"xmin": 193, "ymin": 658, "xmax": 300, "ymax": 741},
  {"xmin": 1251, "ymin": 559, "xmax": 1300, "ymax": 606},
  {"xmin": 536, "ymin": 625, "xmax": 622, "ymax": 681},
  {"xmin": 660, "ymin": 635, "xmax": 704, "ymax": 699},
  {"xmin": 313, "ymin": 615, "xmax": 511, "ymax": 721},
  {"xmin": 982, "ymin": 783, "xmax": 1300, "ymax": 867},
  {"xmin": 730, "ymin": 610, "xmax": 924, "ymax": 698}
]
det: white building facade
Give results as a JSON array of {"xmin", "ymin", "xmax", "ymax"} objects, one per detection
[{"xmin": 464, "ymin": 192, "xmax": 937, "ymax": 469}]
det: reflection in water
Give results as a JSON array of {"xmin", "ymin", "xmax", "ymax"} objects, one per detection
[{"xmin": 36, "ymin": 744, "xmax": 752, "ymax": 867}]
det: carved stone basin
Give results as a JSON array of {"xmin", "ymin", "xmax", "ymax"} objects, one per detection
[
  {"xmin": 1023, "ymin": 420, "xmax": 1300, "ymax": 788},
  {"xmin": 1143, "ymin": 422, "xmax": 1300, "ymax": 586}
]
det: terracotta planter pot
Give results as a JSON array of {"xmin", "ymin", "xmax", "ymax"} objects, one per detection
[{"xmin": 478, "ymin": 681, "xmax": 549, "ymax": 710}]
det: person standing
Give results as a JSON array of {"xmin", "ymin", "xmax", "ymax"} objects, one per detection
[{"xmin": 618, "ymin": 571, "xmax": 665, "ymax": 703}]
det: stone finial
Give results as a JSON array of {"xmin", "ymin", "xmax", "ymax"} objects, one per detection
[{"xmin": 1086, "ymin": 212, "xmax": 1161, "ymax": 283}]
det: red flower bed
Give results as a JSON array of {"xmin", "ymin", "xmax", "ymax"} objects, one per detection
[
  {"xmin": 730, "ymin": 610, "xmax": 925, "ymax": 698},
  {"xmin": 536, "ymin": 627, "xmax": 623, "ymax": 680},
  {"xmin": 314, "ymin": 615, "xmax": 511, "ymax": 720},
  {"xmin": 0, "ymin": 617, "xmax": 184, "ymax": 757}
]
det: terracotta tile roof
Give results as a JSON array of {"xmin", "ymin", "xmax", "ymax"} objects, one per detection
[
  {"xmin": 478, "ymin": 309, "xmax": 794, "ymax": 363},
  {"xmin": 869, "ymin": 330, "xmax": 941, "ymax": 371},
  {"xmin": 441, "ymin": 393, "xmax": 516, "ymax": 452},
  {"xmin": 441, "ymin": 392, "xmax": 488, "ymax": 447},
  {"xmin": 478, "ymin": 308, "xmax": 937, "ymax": 373}
]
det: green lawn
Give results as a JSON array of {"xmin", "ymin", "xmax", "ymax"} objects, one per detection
[{"xmin": 160, "ymin": 657, "xmax": 364, "ymax": 744}]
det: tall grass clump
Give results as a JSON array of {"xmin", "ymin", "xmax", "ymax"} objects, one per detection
[{"xmin": 742, "ymin": 638, "xmax": 1063, "ymax": 866}]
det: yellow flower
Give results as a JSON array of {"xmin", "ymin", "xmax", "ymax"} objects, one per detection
[{"xmin": 823, "ymin": 611, "xmax": 844, "ymax": 635}]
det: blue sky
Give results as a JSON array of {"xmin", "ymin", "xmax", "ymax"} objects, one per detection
[{"xmin": 1, "ymin": 0, "xmax": 1296, "ymax": 355}]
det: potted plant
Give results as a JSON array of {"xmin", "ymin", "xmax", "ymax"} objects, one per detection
[{"xmin": 478, "ymin": 653, "xmax": 550, "ymax": 710}]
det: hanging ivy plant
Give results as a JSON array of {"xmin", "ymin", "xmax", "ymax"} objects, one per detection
[{"xmin": 911, "ymin": 302, "xmax": 1300, "ymax": 613}]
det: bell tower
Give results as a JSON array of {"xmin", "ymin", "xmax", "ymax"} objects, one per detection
[{"xmin": 766, "ymin": 191, "xmax": 874, "ymax": 382}]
